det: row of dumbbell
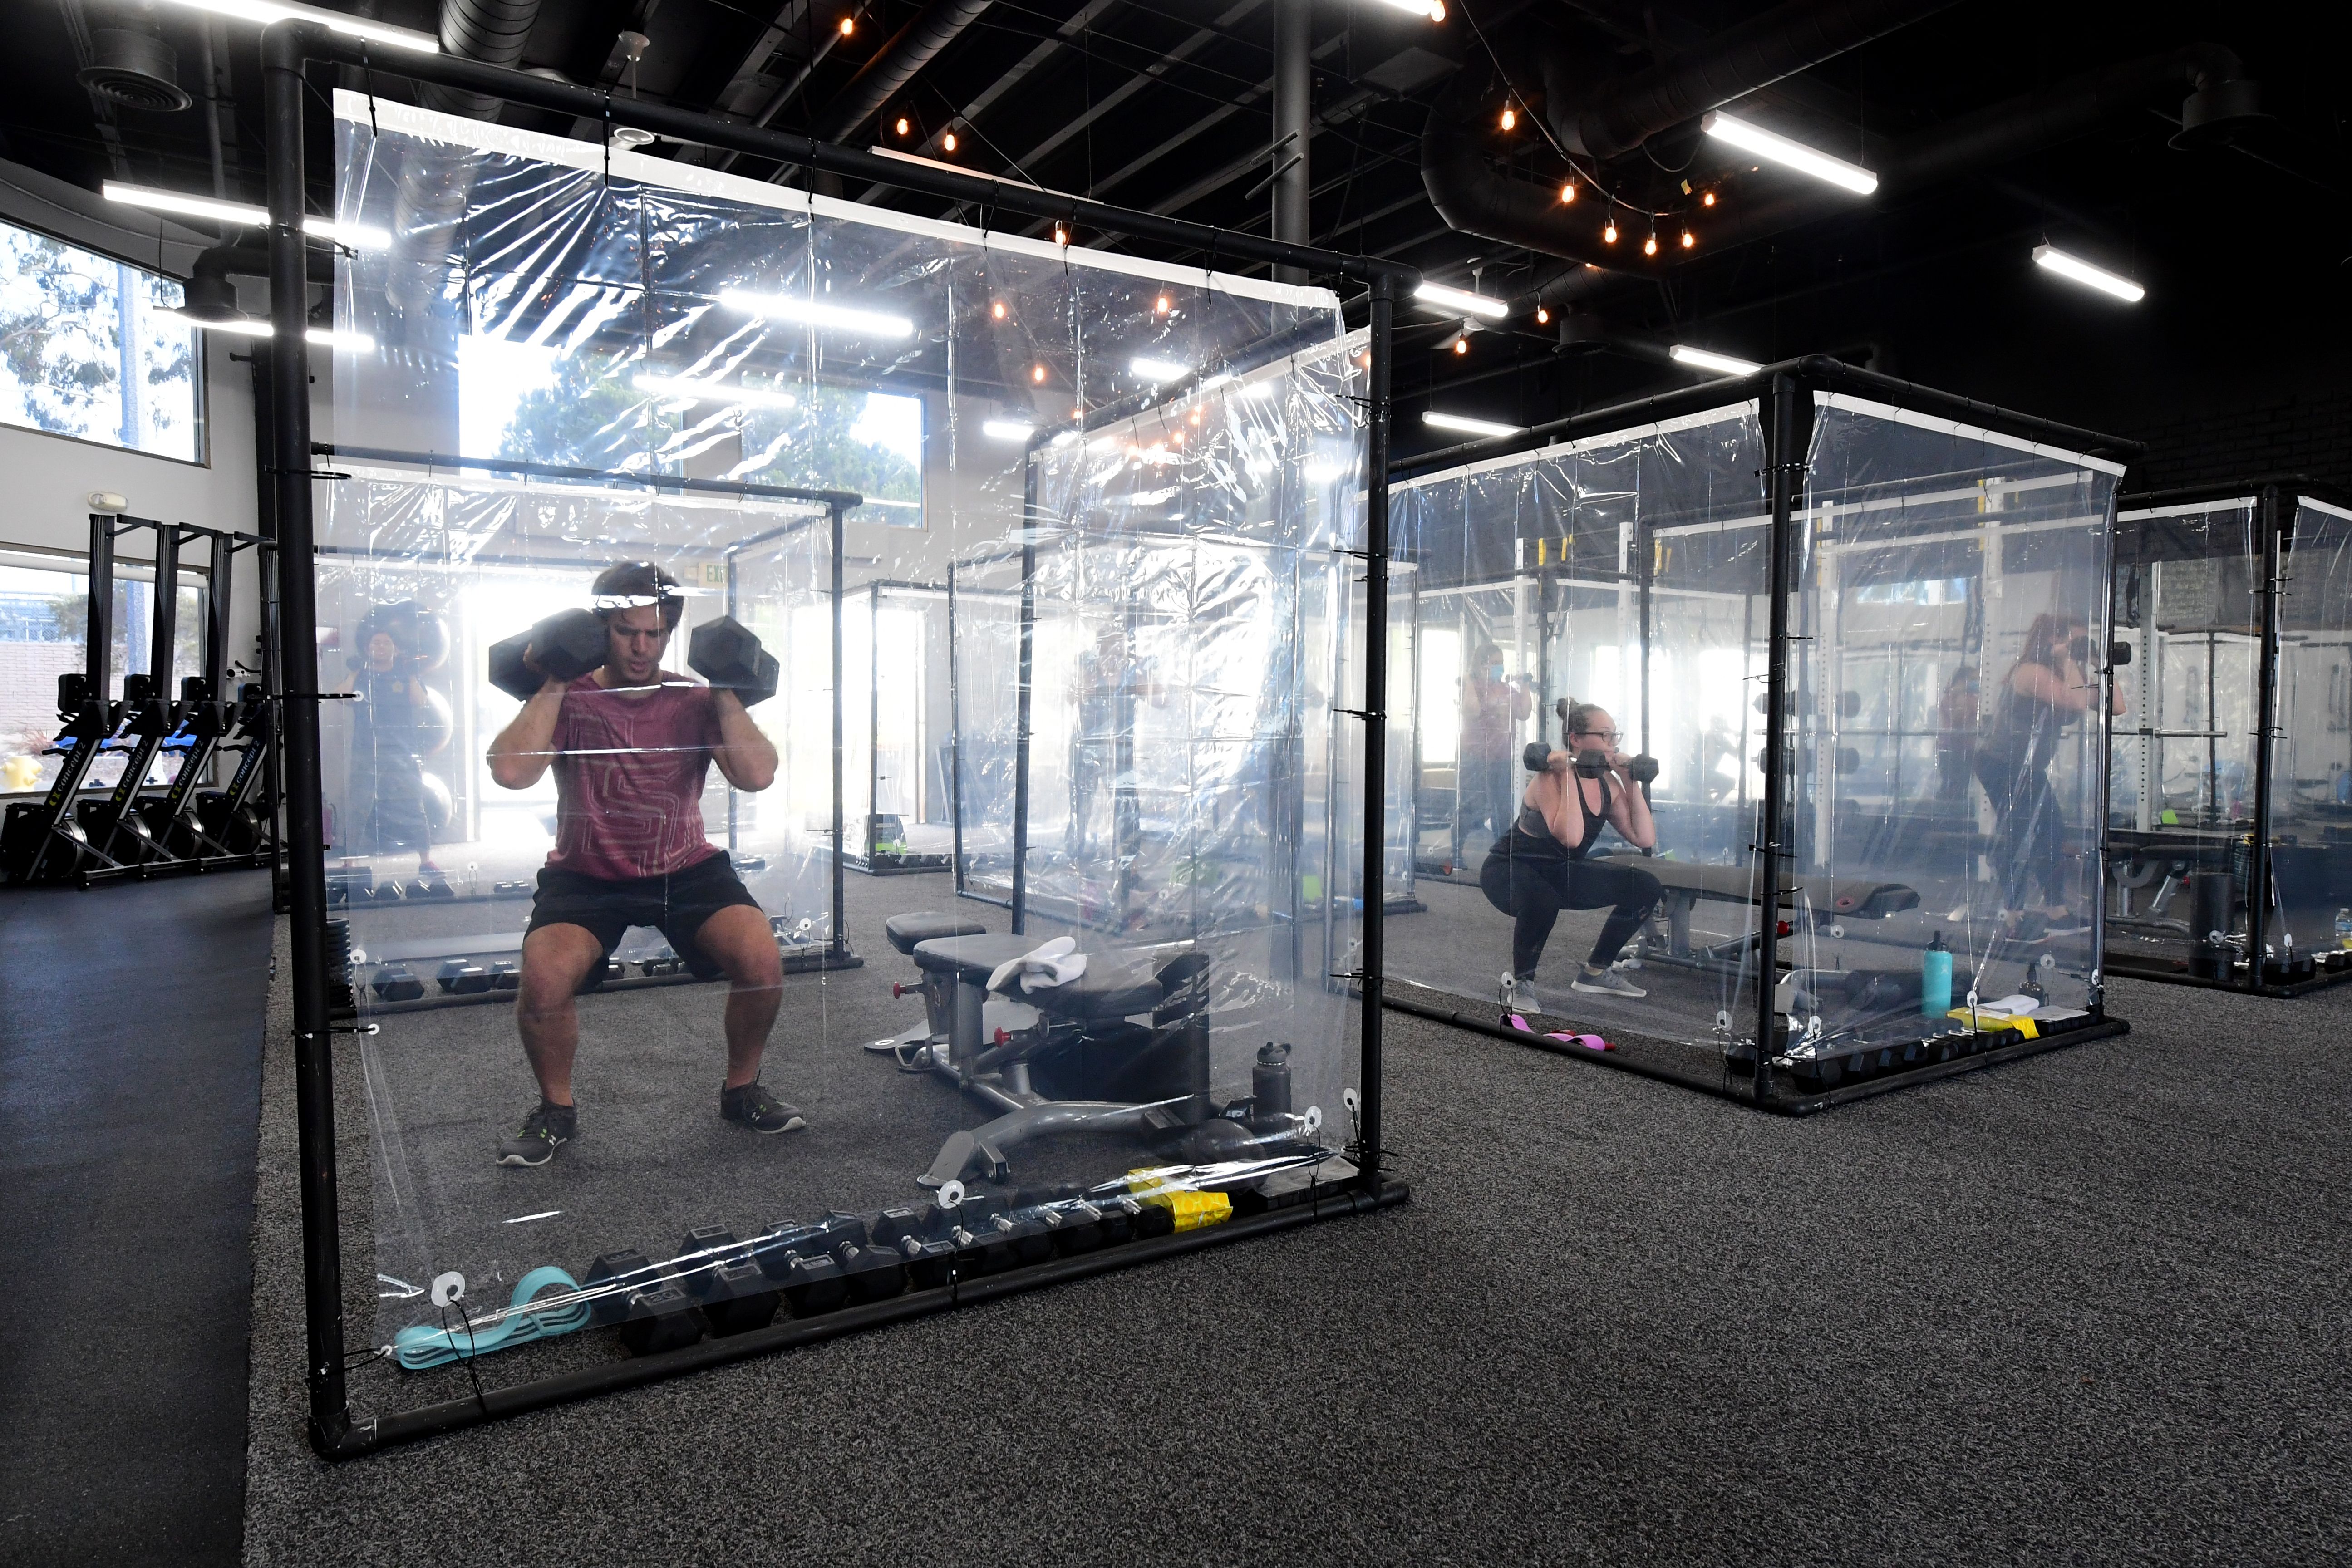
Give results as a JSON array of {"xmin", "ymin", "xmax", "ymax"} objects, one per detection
[{"xmin": 585, "ymin": 1190, "xmax": 1196, "ymax": 1356}]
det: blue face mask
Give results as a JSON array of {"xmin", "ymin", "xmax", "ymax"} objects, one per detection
[{"xmin": 1486, "ymin": 664, "xmax": 1504, "ymax": 681}]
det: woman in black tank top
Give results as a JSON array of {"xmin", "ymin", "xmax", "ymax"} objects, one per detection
[
  {"xmin": 1478, "ymin": 701, "xmax": 1662, "ymax": 1011},
  {"xmin": 1972, "ymin": 613, "xmax": 2122, "ymax": 936}
]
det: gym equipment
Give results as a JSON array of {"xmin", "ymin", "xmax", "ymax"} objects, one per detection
[
  {"xmin": 674, "ymin": 1227, "xmax": 782, "ymax": 1336},
  {"xmin": 486, "ymin": 608, "xmax": 607, "ymax": 703},
  {"xmin": 687, "ymin": 614, "xmax": 781, "ymax": 707},
  {"xmin": 583, "ymin": 1249, "xmax": 704, "ymax": 1356},
  {"xmin": 864, "ymin": 909, "xmax": 1023, "ymax": 1060},
  {"xmin": 390, "ymin": 1266, "xmax": 590, "ymax": 1370}
]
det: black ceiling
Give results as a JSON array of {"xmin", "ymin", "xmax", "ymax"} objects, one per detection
[{"xmin": 4, "ymin": 1, "xmax": 2342, "ymax": 462}]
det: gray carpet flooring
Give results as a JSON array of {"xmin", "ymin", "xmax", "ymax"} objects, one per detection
[{"xmin": 235, "ymin": 858, "xmax": 2352, "ymax": 1565}]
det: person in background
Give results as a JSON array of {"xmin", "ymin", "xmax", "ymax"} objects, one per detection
[
  {"xmin": 1459, "ymin": 642, "xmax": 1533, "ymax": 844},
  {"xmin": 1935, "ymin": 665, "xmax": 1979, "ymax": 804},
  {"xmin": 1480, "ymin": 698, "xmax": 1660, "ymax": 1012},
  {"xmin": 1973, "ymin": 614, "xmax": 2123, "ymax": 939},
  {"xmin": 342, "ymin": 623, "xmax": 443, "ymax": 886}
]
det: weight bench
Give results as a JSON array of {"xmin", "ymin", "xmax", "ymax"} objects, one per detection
[
  {"xmin": 904, "ymin": 933, "xmax": 1269, "ymax": 1190},
  {"xmin": 865, "ymin": 910, "xmax": 999, "ymax": 1058},
  {"xmin": 1592, "ymin": 853, "xmax": 1920, "ymax": 972}
]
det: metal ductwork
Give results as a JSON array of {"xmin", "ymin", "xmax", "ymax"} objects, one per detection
[
  {"xmin": 79, "ymin": 13, "xmax": 193, "ymax": 113},
  {"xmin": 1552, "ymin": 0, "xmax": 1962, "ymax": 162},
  {"xmin": 384, "ymin": 0, "xmax": 544, "ymax": 317},
  {"xmin": 182, "ymin": 244, "xmax": 337, "ymax": 322},
  {"xmin": 1529, "ymin": 42, "xmax": 2263, "ymax": 308},
  {"xmin": 816, "ymin": 0, "xmax": 995, "ymax": 144}
]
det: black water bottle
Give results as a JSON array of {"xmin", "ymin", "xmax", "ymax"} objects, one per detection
[{"xmin": 1253, "ymin": 1042, "xmax": 1293, "ymax": 1122}]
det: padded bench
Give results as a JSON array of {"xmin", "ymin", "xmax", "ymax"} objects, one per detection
[
  {"xmin": 910, "ymin": 934, "xmax": 1166, "ymax": 1022},
  {"xmin": 1590, "ymin": 852, "xmax": 1920, "ymax": 966},
  {"xmin": 883, "ymin": 911, "xmax": 989, "ymax": 957}
]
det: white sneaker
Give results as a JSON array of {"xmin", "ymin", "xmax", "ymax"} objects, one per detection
[{"xmin": 1571, "ymin": 967, "xmax": 1648, "ymax": 998}]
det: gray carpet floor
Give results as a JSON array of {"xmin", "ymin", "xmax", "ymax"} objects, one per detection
[{"xmin": 233, "ymin": 855, "xmax": 2352, "ymax": 1565}]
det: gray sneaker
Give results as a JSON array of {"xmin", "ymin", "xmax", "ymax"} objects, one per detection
[
  {"xmin": 1571, "ymin": 966, "xmax": 1648, "ymax": 999},
  {"xmin": 721, "ymin": 1081, "xmax": 807, "ymax": 1134},
  {"xmin": 1500, "ymin": 973, "xmax": 1546, "ymax": 1014},
  {"xmin": 496, "ymin": 1101, "xmax": 576, "ymax": 1167}
]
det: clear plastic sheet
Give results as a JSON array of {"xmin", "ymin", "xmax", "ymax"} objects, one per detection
[
  {"xmin": 2105, "ymin": 497, "xmax": 2263, "ymax": 973},
  {"xmin": 2270, "ymin": 496, "xmax": 2352, "ymax": 959},
  {"xmin": 320, "ymin": 92, "xmax": 1362, "ymax": 1369},
  {"xmin": 1388, "ymin": 407, "xmax": 1770, "ymax": 1061},
  {"xmin": 1790, "ymin": 393, "xmax": 2120, "ymax": 1075}
]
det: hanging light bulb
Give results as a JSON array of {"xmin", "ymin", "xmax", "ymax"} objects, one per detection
[
  {"xmin": 991, "ymin": 300, "xmax": 1006, "ymax": 320},
  {"xmin": 1560, "ymin": 180, "xmax": 1577, "ymax": 204},
  {"xmin": 1500, "ymin": 105, "xmax": 1516, "ymax": 132},
  {"xmin": 1453, "ymin": 334, "xmax": 1470, "ymax": 355},
  {"xmin": 1535, "ymin": 306, "xmax": 1550, "ymax": 325},
  {"xmin": 1702, "ymin": 189, "xmax": 1717, "ymax": 207},
  {"xmin": 895, "ymin": 117, "xmax": 910, "ymax": 137},
  {"xmin": 1032, "ymin": 364, "xmax": 1048, "ymax": 383},
  {"xmin": 1156, "ymin": 295, "xmax": 1171, "ymax": 314},
  {"xmin": 1603, "ymin": 216, "xmax": 1619, "ymax": 244},
  {"xmin": 1644, "ymin": 231, "xmax": 1658, "ymax": 256},
  {"xmin": 942, "ymin": 131, "xmax": 958, "ymax": 152},
  {"xmin": 1053, "ymin": 222, "xmax": 1069, "ymax": 246},
  {"xmin": 1680, "ymin": 228, "xmax": 1695, "ymax": 250},
  {"xmin": 838, "ymin": 14, "xmax": 854, "ymax": 34}
]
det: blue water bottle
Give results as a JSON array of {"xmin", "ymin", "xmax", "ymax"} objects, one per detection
[{"xmin": 1922, "ymin": 930, "xmax": 1953, "ymax": 1017}]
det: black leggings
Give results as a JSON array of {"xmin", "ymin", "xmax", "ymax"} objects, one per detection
[
  {"xmin": 1975, "ymin": 752, "xmax": 2067, "ymax": 912},
  {"xmin": 1479, "ymin": 840, "xmax": 1661, "ymax": 979}
]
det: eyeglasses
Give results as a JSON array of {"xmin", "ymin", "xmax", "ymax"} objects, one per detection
[{"xmin": 1573, "ymin": 728, "xmax": 1620, "ymax": 744}]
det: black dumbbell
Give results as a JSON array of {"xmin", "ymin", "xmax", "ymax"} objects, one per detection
[
  {"xmin": 687, "ymin": 615, "xmax": 780, "ymax": 708},
  {"xmin": 436, "ymin": 959, "xmax": 488, "ymax": 995},
  {"xmin": 585, "ymin": 1248, "xmax": 705, "ymax": 1354},
  {"xmin": 675, "ymin": 1226, "xmax": 781, "ymax": 1336},
  {"xmin": 370, "ymin": 964, "xmax": 424, "ymax": 1003},
  {"xmin": 832, "ymin": 1240, "xmax": 908, "ymax": 1304},
  {"xmin": 1628, "ymin": 754, "xmax": 1659, "ymax": 785},
  {"xmin": 487, "ymin": 608, "xmax": 608, "ymax": 703},
  {"xmin": 1571, "ymin": 749, "xmax": 1611, "ymax": 778}
]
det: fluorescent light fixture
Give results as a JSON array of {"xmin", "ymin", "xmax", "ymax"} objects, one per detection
[
  {"xmin": 161, "ymin": 311, "xmax": 374, "ymax": 351},
  {"xmin": 981, "ymin": 419, "xmax": 1036, "ymax": 442},
  {"xmin": 2032, "ymin": 243, "xmax": 2145, "ymax": 303},
  {"xmin": 1130, "ymin": 356, "xmax": 1191, "ymax": 383},
  {"xmin": 155, "ymin": 0, "xmax": 439, "ymax": 52},
  {"xmin": 1369, "ymin": 0, "xmax": 1447, "ymax": 20},
  {"xmin": 1412, "ymin": 280, "xmax": 1510, "ymax": 320},
  {"xmin": 1701, "ymin": 112, "xmax": 1877, "ymax": 197},
  {"xmin": 717, "ymin": 288, "xmax": 916, "ymax": 339},
  {"xmin": 101, "ymin": 183, "xmax": 389, "ymax": 247},
  {"xmin": 1422, "ymin": 410, "xmax": 1524, "ymax": 439},
  {"xmin": 1670, "ymin": 344, "xmax": 1763, "ymax": 377},
  {"xmin": 635, "ymin": 371, "xmax": 798, "ymax": 409}
]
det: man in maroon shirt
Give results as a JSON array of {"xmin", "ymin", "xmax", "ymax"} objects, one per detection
[{"xmin": 486, "ymin": 562, "xmax": 796, "ymax": 1167}]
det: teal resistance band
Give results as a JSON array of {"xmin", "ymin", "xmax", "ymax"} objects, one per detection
[{"xmin": 393, "ymin": 1266, "xmax": 592, "ymax": 1371}]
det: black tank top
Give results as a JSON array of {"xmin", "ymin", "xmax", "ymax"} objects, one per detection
[{"xmin": 1512, "ymin": 770, "xmax": 1610, "ymax": 860}]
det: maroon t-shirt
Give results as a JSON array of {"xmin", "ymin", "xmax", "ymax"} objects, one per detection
[{"xmin": 547, "ymin": 678, "xmax": 724, "ymax": 880}]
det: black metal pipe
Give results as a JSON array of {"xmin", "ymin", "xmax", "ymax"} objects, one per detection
[
  {"xmin": 831, "ymin": 501, "xmax": 849, "ymax": 958},
  {"xmin": 265, "ymin": 21, "xmax": 349, "ymax": 1457},
  {"xmin": 1752, "ymin": 375, "xmax": 1804, "ymax": 1100},
  {"xmin": 315, "ymin": 1178, "xmax": 1409, "ymax": 1458},
  {"xmin": 947, "ymin": 560, "xmax": 968, "ymax": 896},
  {"xmin": 312, "ymin": 443, "xmax": 860, "ymax": 509},
  {"xmin": 2246, "ymin": 484, "xmax": 2283, "ymax": 984},
  {"xmin": 1011, "ymin": 531, "xmax": 1035, "ymax": 936},
  {"xmin": 1358, "ymin": 275, "xmax": 1393, "ymax": 1194},
  {"xmin": 299, "ymin": 26, "xmax": 1415, "ymax": 285},
  {"xmin": 816, "ymin": 0, "xmax": 995, "ymax": 144}
]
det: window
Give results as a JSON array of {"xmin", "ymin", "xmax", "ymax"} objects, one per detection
[
  {"xmin": 0, "ymin": 217, "xmax": 203, "ymax": 462},
  {"xmin": 0, "ymin": 557, "xmax": 206, "ymax": 795}
]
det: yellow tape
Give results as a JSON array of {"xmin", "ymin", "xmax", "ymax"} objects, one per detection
[
  {"xmin": 1126, "ymin": 1170, "xmax": 1233, "ymax": 1232},
  {"xmin": 1944, "ymin": 1007, "xmax": 2038, "ymax": 1039}
]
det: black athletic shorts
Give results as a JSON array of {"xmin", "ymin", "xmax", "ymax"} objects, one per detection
[{"xmin": 526, "ymin": 852, "xmax": 762, "ymax": 985}]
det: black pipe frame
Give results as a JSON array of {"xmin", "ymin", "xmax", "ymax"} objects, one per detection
[
  {"xmin": 261, "ymin": 18, "xmax": 1404, "ymax": 1460},
  {"xmin": 2105, "ymin": 475, "xmax": 2352, "ymax": 997},
  {"xmin": 1377, "ymin": 359, "xmax": 2143, "ymax": 1103}
]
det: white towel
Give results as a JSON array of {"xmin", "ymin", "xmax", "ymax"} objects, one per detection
[{"xmin": 985, "ymin": 936, "xmax": 1088, "ymax": 995}]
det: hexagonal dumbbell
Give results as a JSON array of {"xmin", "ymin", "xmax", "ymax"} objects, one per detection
[
  {"xmin": 687, "ymin": 614, "xmax": 780, "ymax": 707},
  {"xmin": 486, "ymin": 608, "xmax": 609, "ymax": 703}
]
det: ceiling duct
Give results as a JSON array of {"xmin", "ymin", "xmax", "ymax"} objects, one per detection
[
  {"xmin": 816, "ymin": 0, "xmax": 995, "ymax": 144},
  {"xmin": 79, "ymin": 18, "xmax": 193, "ymax": 113},
  {"xmin": 384, "ymin": 0, "xmax": 544, "ymax": 318}
]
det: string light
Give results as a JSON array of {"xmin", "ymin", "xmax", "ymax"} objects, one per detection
[
  {"xmin": 1644, "ymin": 231, "xmax": 1658, "ymax": 256},
  {"xmin": 1452, "ymin": 334, "xmax": 1470, "ymax": 355},
  {"xmin": 1559, "ymin": 181, "xmax": 1576, "ymax": 204},
  {"xmin": 1499, "ymin": 105, "xmax": 1516, "ymax": 132},
  {"xmin": 1603, "ymin": 216, "xmax": 1619, "ymax": 244},
  {"xmin": 1156, "ymin": 295, "xmax": 1171, "ymax": 314},
  {"xmin": 1702, "ymin": 190, "xmax": 1717, "ymax": 207},
  {"xmin": 837, "ymin": 14, "xmax": 853, "ymax": 34},
  {"xmin": 991, "ymin": 300, "xmax": 1006, "ymax": 320},
  {"xmin": 1680, "ymin": 228, "xmax": 1696, "ymax": 250},
  {"xmin": 1535, "ymin": 306, "xmax": 1550, "ymax": 324},
  {"xmin": 895, "ymin": 117, "xmax": 909, "ymax": 137},
  {"xmin": 942, "ymin": 131, "xmax": 957, "ymax": 152},
  {"xmin": 1032, "ymin": 364, "xmax": 1047, "ymax": 383},
  {"xmin": 1053, "ymin": 223, "xmax": 1069, "ymax": 246}
]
